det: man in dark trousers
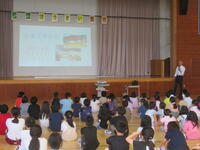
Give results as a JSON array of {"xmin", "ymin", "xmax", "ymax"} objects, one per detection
[{"xmin": 174, "ymin": 60, "xmax": 186, "ymax": 98}]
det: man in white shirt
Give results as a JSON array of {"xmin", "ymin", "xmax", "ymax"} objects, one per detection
[{"xmin": 174, "ymin": 60, "xmax": 186, "ymax": 98}]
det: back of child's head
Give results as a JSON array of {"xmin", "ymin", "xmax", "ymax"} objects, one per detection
[
  {"xmin": 92, "ymin": 94, "xmax": 97, "ymax": 102},
  {"xmin": 185, "ymin": 91, "xmax": 190, "ymax": 97},
  {"xmin": 17, "ymin": 91, "xmax": 24, "ymax": 98},
  {"xmin": 51, "ymin": 103, "xmax": 59, "ymax": 113},
  {"xmin": 30, "ymin": 96, "xmax": 38, "ymax": 104},
  {"xmin": 182, "ymin": 89, "xmax": 188, "ymax": 95},
  {"xmin": 141, "ymin": 115, "xmax": 152, "ymax": 128},
  {"xmin": 187, "ymin": 111, "xmax": 199, "ymax": 127},
  {"xmin": 165, "ymin": 91, "xmax": 171, "ymax": 98},
  {"xmin": 141, "ymin": 127, "xmax": 155, "ymax": 150},
  {"xmin": 83, "ymin": 99, "xmax": 90, "ymax": 107},
  {"xmin": 65, "ymin": 92, "xmax": 71, "ymax": 99},
  {"xmin": 48, "ymin": 132, "xmax": 62, "ymax": 150},
  {"xmin": 179, "ymin": 106, "xmax": 189, "ymax": 115},
  {"xmin": 0, "ymin": 104, "xmax": 8, "ymax": 114},
  {"xmin": 65, "ymin": 111, "xmax": 74, "ymax": 128},
  {"xmin": 141, "ymin": 93, "xmax": 147, "ymax": 98},
  {"xmin": 130, "ymin": 92, "xmax": 137, "ymax": 98},
  {"xmin": 81, "ymin": 92, "xmax": 87, "ymax": 98},
  {"xmin": 86, "ymin": 116, "xmax": 94, "ymax": 126},
  {"xmin": 149, "ymin": 102, "xmax": 156, "ymax": 109},
  {"xmin": 73, "ymin": 97, "xmax": 80, "ymax": 104},
  {"xmin": 164, "ymin": 109, "xmax": 172, "ymax": 117},
  {"xmin": 109, "ymin": 93, "xmax": 115, "ymax": 99},
  {"xmin": 170, "ymin": 97, "xmax": 178, "ymax": 109},
  {"xmin": 25, "ymin": 117, "xmax": 35, "ymax": 128},
  {"xmin": 40, "ymin": 101, "xmax": 50, "ymax": 118},
  {"xmin": 101, "ymin": 91, "xmax": 107, "ymax": 97},
  {"xmin": 115, "ymin": 120, "xmax": 128, "ymax": 134},
  {"xmin": 53, "ymin": 91, "xmax": 59, "ymax": 98},
  {"xmin": 116, "ymin": 106, "xmax": 126, "ymax": 116},
  {"xmin": 22, "ymin": 96, "xmax": 28, "ymax": 103},
  {"xmin": 11, "ymin": 107, "xmax": 20, "ymax": 123},
  {"xmin": 107, "ymin": 95, "xmax": 113, "ymax": 101},
  {"xmin": 159, "ymin": 102, "xmax": 166, "ymax": 109},
  {"xmin": 29, "ymin": 125, "xmax": 42, "ymax": 150},
  {"xmin": 167, "ymin": 121, "xmax": 179, "ymax": 132}
]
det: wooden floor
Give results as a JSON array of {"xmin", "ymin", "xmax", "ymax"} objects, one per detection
[{"xmin": 0, "ymin": 114, "xmax": 199, "ymax": 150}]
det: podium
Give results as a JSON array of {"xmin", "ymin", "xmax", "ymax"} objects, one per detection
[
  {"xmin": 95, "ymin": 81, "xmax": 110, "ymax": 97},
  {"xmin": 151, "ymin": 58, "xmax": 170, "ymax": 77}
]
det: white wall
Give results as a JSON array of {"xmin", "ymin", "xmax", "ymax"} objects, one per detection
[{"xmin": 159, "ymin": 0, "xmax": 171, "ymax": 59}]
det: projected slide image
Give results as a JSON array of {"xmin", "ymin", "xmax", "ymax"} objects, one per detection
[{"xmin": 19, "ymin": 25, "xmax": 92, "ymax": 67}]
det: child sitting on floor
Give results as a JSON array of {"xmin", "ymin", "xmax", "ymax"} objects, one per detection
[
  {"xmin": 106, "ymin": 120, "xmax": 129, "ymax": 150},
  {"xmin": 177, "ymin": 106, "xmax": 188, "ymax": 130},
  {"xmin": 138, "ymin": 99, "xmax": 148, "ymax": 118},
  {"xmin": 15, "ymin": 91, "xmax": 25, "ymax": 108},
  {"xmin": 0, "ymin": 104, "xmax": 11, "ymax": 135},
  {"xmin": 16, "ymin": 117, "xmax": 35, "ymax": 150},
  {"xmin": 49, "ymin": 104, "xmax": 64, "ymax": 132},
  {"xmin": 71, "ymin": 97, "xmax": 81, "ymax": 118},
  {"xmin": 80, "ymin": 99, "xmax": 92, "ymax": 122},
  {"xmin": 6, "ymin": 107, "xmax": 25, "ymax": 145},
  {"xmin": 20, "ymin": 96, "xmax": 30, "ymax": 118},
  {"xmin": 28, "ymin": 96, "xmax": 40, "ymax": 120},
  {"xmin": 126, "ymin": 127, "xmax": 155, "ymax": 150},
  {"xmin": 81, "ymin": 116, "xmax": 99, "ymax": 150},
  {"xmin": 163, "ymin": 121, "xmax": 189, "ymax": 150},
  {"xmin": 61, "ymin": 111, "xmax": 77, "ymax": 141}
]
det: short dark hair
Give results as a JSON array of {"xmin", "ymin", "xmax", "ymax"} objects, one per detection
[
  {"xmin": 130, "ymin": 92, "xmax": 137, "ymax": 98},
  {"xmin": 179, "ymin": 106, "xmax": 189, "ymax": 115},
  {"xmin": 159, "ymin": 102, "xmax": 166, "ymax": 109},
  {"xmin": 65, "ymin": 92, "xmax": 71, "ymax": 98},
  {"xmin": 51, "ymin": 104, "xmax": 59, "ymax": 113},
  {"xmin": 115, "ymin": 120, "xmax": 128, "ymax": 134},
  {"xmin": 167, "ymin": 121, "xmax": 179, "ymax": 132},
  {"xmin": 25, "ymin": 117, "xmax": 35, "ymax": 128},
  {"xmin": 48, "ymin": 132, "xmax": 62, "ymax": 149},
  {"xmin": 30, "ymin": 96, "xmax": 38, "ymax": 104},
  {"xmin": 116, "ymin": 106, "xmax": 126, "ymax": 116},
  {"xmin": 101, "ymin": 91, "xmax": 107, "ymax": 97},
  {"xmin": 17, "ymin": 91, "xmax": 24, "ymax": 97},
  {"xmin": 83, "ymin": 99, "xmax": 90, "ymax": 107},
  {"xmin": 73, "ymin": 97, "xmax": 80, "ymax": 104},
  {"xmin": 86, "ymin": 116, "xmax": 94, "ymax": 126},
  {"xmin": 149, "ymin": 102, "xmax": 156, "ymax": 109},
  {"xmin": 80, "ymin": 92, "xmax": 87, "ymax": 98},
  {"xmin": 53, "ymin": 92, "xmax": 59, "ymax": 98},
  {"xmin": 22, "ymin": 96, "xmax": 28, "ymax": 103},
  {"xmin": 0, "ymin": 104, "xmax": 8, "ymax": 114},
  {"xmin": 141, "ymin": 115, "xmax": 152, "ymax": 128}
]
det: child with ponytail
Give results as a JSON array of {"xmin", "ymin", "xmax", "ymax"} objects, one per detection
[
  {"xmin": 61, "ymin": 110, "xmax": 77, "ymax": 141},
  {"xmin": 5, "ymin": 107, "xmax": 25, "ymax": 145},
  {"xmin": 126, "ymin": 127, "xmax": 155, "ymax": 150},
  {"xmin": 25, "ymin": 125, "xmax": 47, "ymax": 150},
  {"xmin": 159, "ymin": 109, "xmax": 176, "ymax": 132}
]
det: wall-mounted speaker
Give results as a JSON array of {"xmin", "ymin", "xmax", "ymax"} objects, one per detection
[{"xmin": 180, "ymin": 0, "xmax": 188, "ymax": 15}]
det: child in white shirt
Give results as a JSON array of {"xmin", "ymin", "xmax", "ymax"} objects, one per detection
[
  {"xmin": 61, "ymin": 111, "xmax": 77, "ymax": 141},
  {"xmin": 5, "ymin": 107, "xmax": 25, "ymax": 145},
  {"xmin": 16, "ymin": 117, "xmax": 35, "ymax": 150}
]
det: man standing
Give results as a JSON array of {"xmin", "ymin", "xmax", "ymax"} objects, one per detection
[{"xmin": 174, "ymin": 60, "xmax": 186, "ymax": 98}]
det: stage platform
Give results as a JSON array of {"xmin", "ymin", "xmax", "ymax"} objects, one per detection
[{"xmin": 0, "ymin": 76, "xmax": 174, "ymax": 104}]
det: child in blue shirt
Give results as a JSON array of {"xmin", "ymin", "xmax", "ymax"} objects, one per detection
[
  {"xmin": 80, "ymin": 99, "xmax": 92, "ymax": 122},
  {"xmin": 60, "ymin": 92, "xmax": 73, "ymax": 115},
  {"xmin": 138, "ymin": 99, "xmax": 148, "ymax": 118},
  {"xmin": 72, "ymin": 97, "xmax": 82, "ymax": 118},
  {"xmin": 49, "ymin": 104, "xmax": 64, "ymax": 132}
]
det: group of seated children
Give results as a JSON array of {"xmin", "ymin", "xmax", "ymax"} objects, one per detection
[{"xmin": 0, "ymin": 89, "xmax": 200, "ymax": 150}]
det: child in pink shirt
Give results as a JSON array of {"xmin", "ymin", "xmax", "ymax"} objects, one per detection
[
  {"xmin": 183, "ymin": 111, "xmax": 200, "ymax": 140},
  {"xmin": 160, "ymin": 109, "xmax": 176, "ymax": 132}
]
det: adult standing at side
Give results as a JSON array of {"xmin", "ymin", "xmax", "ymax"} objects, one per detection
[{"xmin": 174, "ymin": 60, "xmax": 186, "ymax": 98}]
